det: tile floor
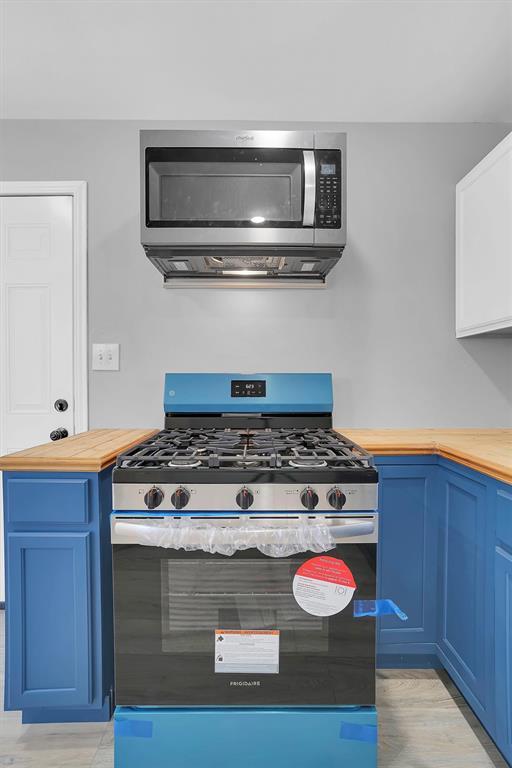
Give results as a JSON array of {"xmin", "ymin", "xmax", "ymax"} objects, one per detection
[{"xmin": 0, "ymin": 613, "xmax": 507, "ymax": 767}]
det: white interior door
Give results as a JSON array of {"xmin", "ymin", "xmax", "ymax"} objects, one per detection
[
  {"xmin": 1, "ymin": 196, "xmax": 75, "ymax": 449},
  {"xmin": 0, "ymin": 194, "xmax": 81, "ymax": 601}
]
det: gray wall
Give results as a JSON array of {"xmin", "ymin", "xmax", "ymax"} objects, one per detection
[
  {"xmin": 4, "ymin": 2, "xmax": 512, "ymax": 122},
  {"xmin": 1, "ymin": 120, "xmax": 511, "ymax": 429}
]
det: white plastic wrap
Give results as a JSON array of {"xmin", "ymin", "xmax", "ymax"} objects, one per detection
[{"xmin": 113, "ymin": 518, "xmax": 340, "ymax": 558}]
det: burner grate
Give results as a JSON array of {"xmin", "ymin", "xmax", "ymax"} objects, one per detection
[{"xmin": 116, "ymin": 428, "xmax": 374, "ymax": 472}]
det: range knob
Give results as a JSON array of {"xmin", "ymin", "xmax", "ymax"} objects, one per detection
[
  {"xmin": 171, "ymin": 487, "xmax": 190, "ymax": 510},
  {"xmin": 327, "ymin": 487, "xmax": 347, "ymax": 510},
  {"xmin": 300, "ymin": 487, "xmax": 319, "ymax": 511},
  {"xmin": 144, "ymin": 486, "xmax": 164, "ymax": 510},
  {"xmin": 236, "ymin": 487, "xmax": 254, "ymax": 510}
]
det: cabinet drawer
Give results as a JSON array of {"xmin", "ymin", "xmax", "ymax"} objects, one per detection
[
  {"xmin": 6, "ymin": 477, "xmax": 89, "ymax": 525},
  {"xmin": 496, "ymin": 487, "xmax": 512, "ymax": 551}
]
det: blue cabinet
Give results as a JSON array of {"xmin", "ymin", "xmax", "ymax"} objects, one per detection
[
  {"xmin": 495, "ymin": 486, "xmax": 512, "ymax": 765},
  {"xmin": 375, "ymin": 459, "xmax": 438, "ymax": 664},
  {"xmin": 377, "ymin": 456, "xmax": 512, "ymax": 765},
  {"xmin": 3, "ymin": 469, "xmax": 114, "ymax": 723},
  {"xmin": 437, "ymin": 465, "xmax": 493, "ymax": 727},
  {"xmin": 6, "ymin": 532, "xmax": 92, "ymax": 709}
]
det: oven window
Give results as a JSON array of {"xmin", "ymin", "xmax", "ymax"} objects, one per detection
[
  {"xmin": 146, "ymin": 147, "xmax": 303, "ymax": 227},
  {"xmin": 161, "ymin": 559, "xmax": 327, "ymax": 654}
]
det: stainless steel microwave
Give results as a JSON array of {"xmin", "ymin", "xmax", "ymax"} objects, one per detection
[{"xmin": 140, "ymin": 130, "xmax": 346, "ymax": 287}]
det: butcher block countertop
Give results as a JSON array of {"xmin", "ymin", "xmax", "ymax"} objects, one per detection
[
  {"xmin": 0, "ymin": 429, "xmax": 157, "ymax": 473},
  {"xmin": 339, "ymin": 429, "xmax": 512, "ymax": 485},
  {"xmin": 0, "ymin": 428, "xmax": 510, "ymax": 484}
]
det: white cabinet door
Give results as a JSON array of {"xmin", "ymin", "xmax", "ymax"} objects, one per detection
[
  {"xmin": 456, "ymin": 132, "xmax": 512, "ymax": 337},
  {"xmin": 0, "ymin": 196, "xmax": 76, "ymax": 452}
]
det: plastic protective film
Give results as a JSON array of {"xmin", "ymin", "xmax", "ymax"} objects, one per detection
[{"xmin": 113, "ymin": 518, "xmax": 339, "ymax": 558}]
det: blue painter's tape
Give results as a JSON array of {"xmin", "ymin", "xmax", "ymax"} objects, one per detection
[
  {"xmin": 353, "ymin": 599, "xmax": 408, "ymax": 621},
  {"xmin": 339, "ymin": 721, "xmax": 378, "ymax": 743},
  {"xmin": 115, "ymin": 718, "xmax": 153, "ymax": 738}
]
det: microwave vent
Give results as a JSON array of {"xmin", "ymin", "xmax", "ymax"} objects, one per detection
[
  {"xmin": 144, "ymin": 246, "xmax": 344, "ymax": 287},
  {"xmin": 204, "ymin": 255, "xmax": 285, "ymax": 272}
]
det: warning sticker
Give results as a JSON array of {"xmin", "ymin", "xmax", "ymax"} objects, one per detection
[
  {"xmin": 214, "ymin": 630, "xmax": 279, "ymax": 674},
  {"xmin": 293, "ymin": 556, "xmax": 356, "ymax": 617}
]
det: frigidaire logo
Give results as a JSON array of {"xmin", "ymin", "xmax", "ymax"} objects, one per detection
[
  {"xmin": 235, "ymin": 135, "xmax": 254, "ymax": 142},
  {"xmin": 230, "ymin": 680, "xmax": 260, "ymax": 686}
]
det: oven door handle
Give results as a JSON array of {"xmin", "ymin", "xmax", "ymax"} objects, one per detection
[
  {"xmin": 329, "ymin": 521, "xmax": 375, "ymax": 541},
  {"xmin": 112, "ymin": 519, "xmax": 375, "ymax": 547},
  {"xmin": 302, "ymin": 150, "xmax": 316, "ymax": 227}
]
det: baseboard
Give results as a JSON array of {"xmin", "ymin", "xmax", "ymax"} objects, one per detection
[
  {"xmin": 436, "ymin": 646, "xmax": 489, "ymax": 729},
  {"xmin": 378, "ymin": 652, "xmax": 442, "ymax": 669},
  {"xmin": 377, "ymin": 642, "xmax": 441, "ymax": 669},
  {"xmin": 21, "ymin": 694, "xmax": 112, "ymax": 724}
]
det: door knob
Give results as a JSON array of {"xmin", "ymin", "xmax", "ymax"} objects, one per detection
[
  {"xmin": 54, "ymin": 399, "xmax": 68, "ymax": 412},
  {"xmin": 50, "ymin": 428, "xmax": 69, "ymax": 441}
]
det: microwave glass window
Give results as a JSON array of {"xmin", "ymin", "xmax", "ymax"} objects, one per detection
[
  {"xmin": 145, "ymin": 148, "xmax": 305, "ymax": 226},
  {"xmin": 160, "ymin": 559, "xmax": 327, "ymax": 655},
  {"xmin": 150, "ymin": 162, "xmax": 302, "ymax": 223}
]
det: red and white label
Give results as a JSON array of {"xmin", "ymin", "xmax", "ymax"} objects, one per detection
[{"xmin": 293, "ymin": 556, "xmax": 356, "ymax": 617}]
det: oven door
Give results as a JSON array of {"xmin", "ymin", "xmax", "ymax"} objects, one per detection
[
  {"xmin": 112, "ymin": 515, "xmax": 377, "ymax": 707},
  {"xmin": 141, "ymin": 131, "xmax": 317, "ymax": 248}
]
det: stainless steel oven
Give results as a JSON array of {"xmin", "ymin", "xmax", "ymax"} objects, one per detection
[
  {"xmin": 111, "ymin": 513, "xmax": 377, "ymax": 707},
  {"xmin": 140, "ymin": 130, "xmax": 346, "ymax": 286}
]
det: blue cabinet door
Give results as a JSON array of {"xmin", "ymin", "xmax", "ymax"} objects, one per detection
[
  {"xmin": 495, "ymin": 544, "xmax": 512, "ymax": 765},
  {"xmin": 376, "ymin": 463, "xmax": 437, "ymax": 656},
  {"xmin": 437, "ymin": 467, "xmax": 491, "ymax": 725},
  {"xmin": 495, "ymin": 484, "xmax": 512, "ymax": 765},
  {"xmin": 6, "ymin": 532, "xmax": 92, "ymax": 709}
]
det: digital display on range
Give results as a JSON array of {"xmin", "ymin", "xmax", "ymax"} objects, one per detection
[
  {"xmin": 231, "ymin": 380, "xmax": 266, "ymax": 397},
  {"xmin": 320, "ymin": 163, "xmax": 336, "ymax": 175}
]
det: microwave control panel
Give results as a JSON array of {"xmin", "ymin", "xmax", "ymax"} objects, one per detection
[{"xmin": 315, "ymin": 150, "xmax": 342, "ymax": 228}]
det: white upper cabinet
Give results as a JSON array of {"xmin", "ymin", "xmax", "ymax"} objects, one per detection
[{"xmin": 456, "ymin": 132, "xmax": 512, "ymax": 337}]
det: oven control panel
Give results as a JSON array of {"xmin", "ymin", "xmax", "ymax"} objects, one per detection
[
  {"xmin": 114, "ymin": 482, "xmax": 378, "ymax": 513},
  {"xmin": 315, "ymin": 150, "xmax": 342, "ymax": 229},
  {"xmin": 231, "ymin": 379, "xmax": 266, "ymax": 398}
]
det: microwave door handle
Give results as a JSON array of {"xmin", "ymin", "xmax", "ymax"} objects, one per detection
[{"xmin": 302, "ymin": 150, "xmax": 316, "ymax": 227}]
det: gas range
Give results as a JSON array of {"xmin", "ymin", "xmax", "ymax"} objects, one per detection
[
  {"xmin": 112, "ymin": 373, "xmax": 378, "ymax": 513},
  {"xmin": 112, "ymin": 372, "xmax": 380, "ymax": 748}
]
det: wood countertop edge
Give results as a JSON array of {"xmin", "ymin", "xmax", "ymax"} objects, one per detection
[
  {"xmin": 435, "ymin": 447, "xmax": 511, "ymax": 485},
  {"xmin": 337, "ymin": 433, "xmax": 512, "ymax": 485},
  {"xmin": 0, "ymin": 429, "xmax": 159, "ymax": 472}
]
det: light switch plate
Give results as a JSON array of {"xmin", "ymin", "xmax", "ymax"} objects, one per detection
[{"xmin": 92, "ymin": 343, "xmax": 120, "ymax": 371}]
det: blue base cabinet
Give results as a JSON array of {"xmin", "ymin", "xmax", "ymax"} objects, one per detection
[
  {"xmin": 376, "ymin": 458, "xmax": 439, "ymax": 666},
  {"xmin": 495, "ymin": 486, "xmax": 512, "ymax": 765},
  {"xmin": 114, "ymin": 707, "xmax": 377, "ymax": 768},
  {"xmin": 376, "ymin": 455, "xmax": 512, "ymax": 766},
  {"xmin": 3, "ymin": 470, "xmax": 114, "ymax": 723},
  {"xmin": 437, "ymin": 465, "xmax": 493, "ymax": 729}
]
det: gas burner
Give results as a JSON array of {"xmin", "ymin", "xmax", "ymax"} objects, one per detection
[
  {"xmin": 288, "ymin": 458, "xmax": 328, "ymax": 468},
  {"xmin": 167, "ymin": 457, "xmax": 203, "ymax": 468}
]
